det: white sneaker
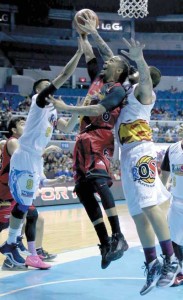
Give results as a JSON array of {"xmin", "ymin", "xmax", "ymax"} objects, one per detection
[{"xmin": 157, "ymin": 254, "xmax": 181, "ymax": 288}]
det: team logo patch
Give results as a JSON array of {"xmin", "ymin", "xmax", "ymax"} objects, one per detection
[
  {"xmin": 102, "ymin": 112, "xmax": 111, "ymax": 122},
  {"xmin": 132, "ymin": 155, "xmax": 156, "ymax": 186},
  {"xmin": 21, "ymin": 190, "xmax": 34, "ymax": 198},
  {"xmin": 172, "ymin": 164, "xmax": 183, "ymax": 176},
  {"xmin": 48, "ymin": 113, "xmax": 57, "ymax": 126}
]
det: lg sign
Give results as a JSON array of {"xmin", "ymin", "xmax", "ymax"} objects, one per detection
[
  {"xmin": 98, "ymin": 22, "xmax": 123, "ymax": 31},
  {"xmin": 0, "ymin": 12, "xmax": 9, "ymax": 23}
]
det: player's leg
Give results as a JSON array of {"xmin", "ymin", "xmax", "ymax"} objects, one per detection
[
  {"xmin": 24, "ymin": 206, "xmax": 51, "ymax": 269},
  {"xmin": 35, "ymin": 213, "xmax": 57, "ymax": 261},
  {"xmin": 92, "ymin": 175, "xmax": 128, "ymax": 261},
  {"xmin": 133, "ymin": 212, "xmax": 162, "ymax": 295},
  {"xmin": 0, "ymin": 202, "xmax": 28, "ymax": 266},
  {"xmin": 121, "ymin": 144, "xmax": 163, "ymax": 295},
  {"xmin": 167, "ymin": 205, "xmax": 183, "ymax": 286},
  {"xmin": 75, "ymin": 180, "xmax": 112, "ymax": 269}
]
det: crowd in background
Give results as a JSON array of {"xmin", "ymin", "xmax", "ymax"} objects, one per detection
[{"xmin": 1, "ymin": 86, "xmax": 183, "ymax": 181}]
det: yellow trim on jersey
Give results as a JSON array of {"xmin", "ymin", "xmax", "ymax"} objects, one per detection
[{"xmin": 118, "ymin": 119, "xmax": 152, "ymax": 145}]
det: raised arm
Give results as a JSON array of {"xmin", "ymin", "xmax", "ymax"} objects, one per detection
[
  {"xmin": 80, "ymin": 34, "xmax": 99, "ymax": 82},
  {"xmin": 76, "ymin": 13, "xmax": 113, "ymax": 61},
  {"xmin": 121, "ymin": 38, "xmax": 153, "ymax": 104},
  {"xmin": 36, "ymin": 38, "xmax": 83, "ymax": 108},
  {"xmin": 52, "ymin": 37, "xmax": 83, "ymax": 89}
]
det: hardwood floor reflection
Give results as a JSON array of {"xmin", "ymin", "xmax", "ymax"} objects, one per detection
[{"xmin": 1, "ymin": 201, "xmax": 168, "ymax": 265}]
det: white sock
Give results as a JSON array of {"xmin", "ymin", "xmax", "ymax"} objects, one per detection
[{"xmin": 7, "ymin": 228, "xmax": 19, "ymax": 244}]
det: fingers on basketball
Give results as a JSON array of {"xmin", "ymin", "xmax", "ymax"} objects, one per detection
[{"xmin": 73, "ymin": 9, "xmax": 99, "ymax": 34}]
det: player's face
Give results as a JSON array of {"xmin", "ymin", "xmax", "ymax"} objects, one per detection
[
  {"xmin": 15, "ymin": 120, "xmax": 25, "ymax": 137},
  {"xmin": 38, "ymin": 81, "xmax": 50, "ymax": 93},
  {"xmin": 100, "ymin": 56, "xmax": 122, "ymax": 82}
]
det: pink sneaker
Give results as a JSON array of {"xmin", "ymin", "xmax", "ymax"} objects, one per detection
[{"xmin": 25, "ymin": 255, "xmax": 51, "ymax": 269}]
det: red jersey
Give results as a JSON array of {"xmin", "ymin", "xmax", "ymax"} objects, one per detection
[
  {"xmin": 80, "ymin": 77, "xmax": 121, "ymax": 133},
  {"xmin": 73, "ymin": 77, "xmax": 126, "ymax": 183},
  {"xmin": 0, "ymin": 137, "xmax": 14, "ymax": 201}
]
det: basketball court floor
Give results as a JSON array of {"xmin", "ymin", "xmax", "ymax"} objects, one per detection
[{"xmin": 0, "ymin": 201, "xmax": 182, "ymax": 299}]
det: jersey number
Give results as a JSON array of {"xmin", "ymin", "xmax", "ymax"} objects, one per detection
[{"xmin": 26, "ymin": 179, "xmax": 33, "ymax": 190}]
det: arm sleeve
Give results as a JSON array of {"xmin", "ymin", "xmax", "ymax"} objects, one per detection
[
  {"xmin": 100, "ymin": 86, "xmax": 126, "ymax": 111},
  {"xmin": 87, "ymin": 58, "xmax": 99, "ymax": 82},
  {"xmin": 161, "ymin": 147, "xmax": 170, "ymax": 171},
  {"xmin": 36, "ymin": 83, "xmax": 57, "ymax": 108}
]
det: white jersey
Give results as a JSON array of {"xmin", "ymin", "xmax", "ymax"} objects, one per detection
[
  {"xmin": 168, "ymin": 141, "xmax": 183, "ymax": 202},
  {"xmin": 115, "ymin": 84, "xmax": 156, "ymax": 150},
  {"xmin": 19, "ymin": 94, "xmax": 57, "ymax": 156}
]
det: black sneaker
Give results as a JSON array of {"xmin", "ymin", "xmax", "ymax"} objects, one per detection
[
  {"xmin": 0, "ymin": 242, "xmax": 25, "ymax": 265},
  {"xmin": 107, "ymin": 233, "xmax": 129, "ymax": 261},
  {"xmin": 140, "ymin": 259, "xmax": 162, "ymax": 295},
  {"xmin": 17, "ymin": 236, "xmax": 30, "ymax": 256},
  {"xmin": 98, "ymin": 243, "xmax": 112, "ymax": 269},
  {"xmin": 36, "ymin": 247, "xmax": 57, "ymax": 261},
  {"xmin": 156, "ymin": 254, "xmax": 181, "ymax": 288},
  {"xmin": 2, "ymin": 257, "xmax": 27, "ymax": 271}
]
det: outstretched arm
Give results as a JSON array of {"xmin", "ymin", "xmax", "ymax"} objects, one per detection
[
  {"xmin": 52, "ymin": 37, "xmax": 83, "ymax": 89},
  {"xmin": 80, "ymin": 34, "xmax": 99, "ymax": 82},
  {"xmin": 36, "ymin": 38, "xmax": 83, "ymax": 108},
  {"xmin": 46, "ymin": 85, "xmax": 126, "ymax": 116},
  {"xmin": 121, "ymin": 38, "xmax": 153, "ymax": 104},
  {"xmin": 57, "ymin": 114, "xmax": 79, "ymax": 133},
  {"xmin": 76, "ymin": 13, "xmax": 113, "ymax": 61}
]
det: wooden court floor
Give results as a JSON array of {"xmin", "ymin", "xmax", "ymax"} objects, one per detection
[{"xmin": 0, "ymin": 201, "xmax": 170, "ymax": 267}]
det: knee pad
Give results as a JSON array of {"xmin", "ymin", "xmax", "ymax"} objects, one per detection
[
  {"xmin": 11, "ymin": 203, "xmax": 29, "ymax": 219},
  {"xmin": 27, "ymin": 206, "xmax": 38, "ymax": 220}
]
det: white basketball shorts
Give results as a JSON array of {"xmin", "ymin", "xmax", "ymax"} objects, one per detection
[
  {"xmin": 120, "ymin": 142, "xmax": 171, "ymax": 216},
  {"xmin": 168, "ymin": 201, "xmax": 183, "ymax": 246},
  {"xmin": 9, "ymin": 148, "xmax": 43, "ymax": 206}
]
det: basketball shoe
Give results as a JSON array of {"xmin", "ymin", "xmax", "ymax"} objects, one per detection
[
  {"xmin": 25, "ymin": 255, "xmax": 51, "ymax": 269},
  {"xmin": 140, "ymin": 259, "xmax": 162, "ymax": 295},
  {"xmin": 17, "ymin": 236, "xmax": 30, "ymax": 256},
  {"xmin": 107, "ymin": 233, "xmax": 129, "ymax": 261},
  {"xmin": 2, "ymin": 257, "xmax": 27, "ymax": 271},
  {"xmin": 0, "ymin": 242, "xmax": 25, "ymax": 265},
  {"xmin": 98, "ymin": 242, "xmax": 112, "ymax": 269},
  {"xmin": 36, "ymin": 247, "xmax": 57, "ymax": 261},
  {"xmin": 171, "ymin": 273, "xmax": 183, "ymax": 287},
  {"xmin": 156, "ymin": 254, "xmax": 181, "ymax": 288}
]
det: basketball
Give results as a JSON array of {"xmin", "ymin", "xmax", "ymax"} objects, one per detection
[{"xmin": 73, "ymin": 9, "xmax": 99, "ymax": 34}]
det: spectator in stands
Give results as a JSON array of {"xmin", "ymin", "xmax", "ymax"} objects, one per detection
[{"xmin": 2, "ymin": 97, "xmax": 9, "ymax": 111}]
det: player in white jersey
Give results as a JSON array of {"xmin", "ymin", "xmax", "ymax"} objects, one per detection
[
  {"xmin": 161, "ymin": 141, "xmax": 183, "ymax": 286},
  {"xmin": 0, "ymin": 38, "xmax": 83, "ymax": 268},
  {"xmin": 115, "ymin": 38, "xmax": 181, "ymax": 295}
]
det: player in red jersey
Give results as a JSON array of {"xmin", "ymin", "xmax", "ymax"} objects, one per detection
[
  {"xmin": 47, "ymin": 14, "xmax": 129, "ymax": 269},
  {"xmin": 0, "ymin": 117, "xmax": 63, "ymax": 270}
]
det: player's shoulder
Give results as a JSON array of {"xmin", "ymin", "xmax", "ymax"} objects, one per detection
[{"xmin": 7, "ymin": 137, "xmax": 18, "ymax": 148}]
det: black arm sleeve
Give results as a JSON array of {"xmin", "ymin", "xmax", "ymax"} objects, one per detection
[
  {"xmin": 87, "ymin": 58, "xmax": 99, "ymax": 83},
  {"xmin": 161, "ymin": 147, "xmax": 170, "ymax": 171},
  {"xmin": 100, "ymin": 86, "xmax": 126, "ymax": 111},
  {"xmin": 36, "ymin": 83, "xmax": 57, "ymax": 108}
]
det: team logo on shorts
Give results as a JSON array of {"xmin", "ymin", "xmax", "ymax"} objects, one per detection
[
  {"xmin": 102, "ymin": 112, "xmax": 111, "ymax": 122},
  {"xmin": 21, "ymin": 190, "xmax": 34, "ymax": 198},
  {"xmin": 132, "ymin": 155, "xmax": 156, "ymax": 186}
]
